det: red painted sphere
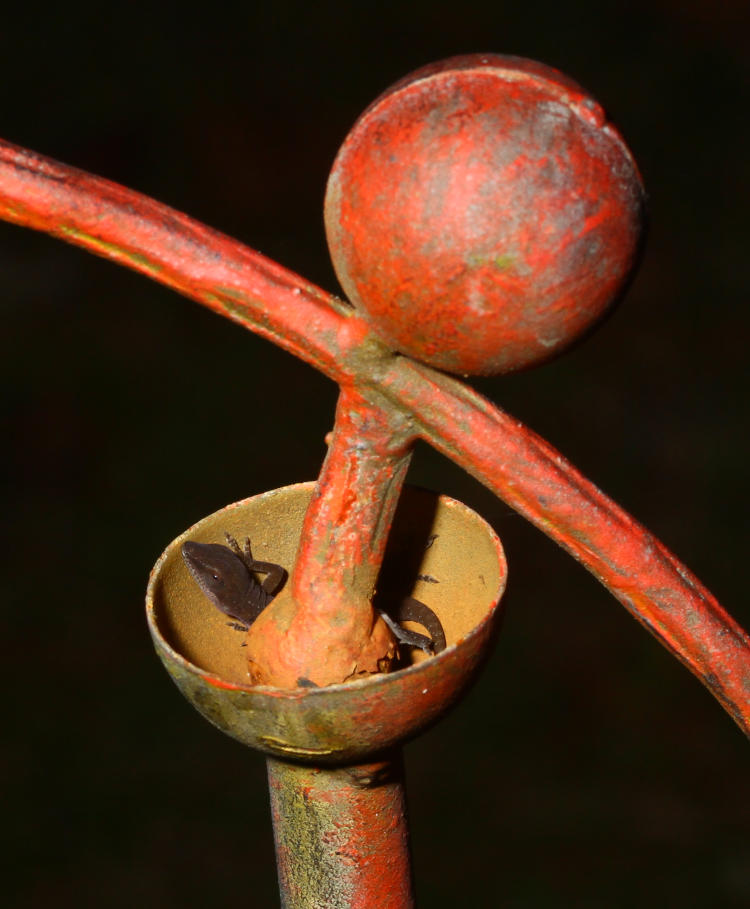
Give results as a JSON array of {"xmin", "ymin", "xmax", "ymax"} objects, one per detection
[{"xmin": 324, "ymin": 55, "xmax": 645, "ymax": 376}]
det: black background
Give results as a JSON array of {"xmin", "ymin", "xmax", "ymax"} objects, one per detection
[{"xmin": 2, "ymin": 2, "xmax": 748, "ymax": 906}]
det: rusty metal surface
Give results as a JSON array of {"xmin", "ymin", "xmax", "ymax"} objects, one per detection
[
  {"xmin": 146, "ymin": 484, "xmax": 506, "ymax": 764},
  {"xmin": 0, "ymin": 58, "xmax": 748, "ymax": 733},
  {"xmin": 382, "ymin": 359, "xmax": 750, "ymax": 733},
  {"xmin": 267, "ymin": 756, "xmax": 413, "ymax": 908},
  {"xmin": 245, "ymin": 389, "xmax": 414, "ymax": 687},
  {"xmin": 324, "ymin": 54, "xmax": 644, "ymax": 376}
]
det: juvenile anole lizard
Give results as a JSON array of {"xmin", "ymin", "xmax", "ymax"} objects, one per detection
[{"xmin": 182, "ymin": 534, "xmax": 446, "ymax": 656}]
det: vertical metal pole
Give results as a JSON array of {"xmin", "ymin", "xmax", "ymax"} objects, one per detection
[
  {"xmin": 267, "ymin": 752, "xmax": 414, "ymax": 909},
  {"xmin": 147, "ymin": 483, "xmax": 506, "ymax": 909}
]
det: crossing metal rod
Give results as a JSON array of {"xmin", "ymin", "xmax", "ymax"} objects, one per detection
[
  {"xmin": 2, "ymin": 133, "xmax": 747, "ymax": 731},
  {"xmin": 5, "ymin": 51, "xmax": 749, "ymax": 909}
]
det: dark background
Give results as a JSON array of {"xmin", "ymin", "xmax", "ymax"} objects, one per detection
[{"xmin": 1, "ymin": 2, "xmax": 748, "ymax": 906}]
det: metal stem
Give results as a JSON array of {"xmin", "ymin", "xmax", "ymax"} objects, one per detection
[
  {"xmin": 244, "ymin": 386, "xmax": 417, "ymax": 687},
  {"xmin": 292, "ymin": 385, "xmax": 414, "ymax": 613},
  {"xmin": 267, "ymin": 753, "xmax": 414, "ymax": 909}
]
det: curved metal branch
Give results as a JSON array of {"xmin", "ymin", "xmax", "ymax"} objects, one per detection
[
  {"xmin": 0, "ymin": 139, "xmax": 353, "ymax": 379},
  {"xmin": 381, "ymin": 361, "xmax": 750, "ymax": 732},
  {"xmin": 1, "ymin": 138, "xmax": 748, "ymax": 732}
]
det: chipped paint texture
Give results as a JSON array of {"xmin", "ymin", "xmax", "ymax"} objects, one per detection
[
  {"xmin": 268, "ymin": 757, "xmax": 413, "ymax": 908},
  {"xmin": 4, "ymin": 53, "xmax": 749, "ymax": 909},
  {"xmin": 244, "ymin": 387, "xmax": 416, "ymax": 687},
  {"xmin": 324, "ymin": 54, "xmax": 645, "ymax": 376},
  {"xmin": 146, "ymin": 483, "xmax": 507, "ymax": 762},
  {"xmin": 0, "ymin": 58, "xmax": 748, "ymax": 729}
]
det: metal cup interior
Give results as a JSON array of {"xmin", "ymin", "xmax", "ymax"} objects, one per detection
[{"xmin": 146, "ymin": 483, "xmax": 506, "ymax": 764}]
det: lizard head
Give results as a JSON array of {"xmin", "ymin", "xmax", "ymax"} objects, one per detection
[{"xmin": 181, "ymin": 540, "xmax": 253, "ymax": 619}]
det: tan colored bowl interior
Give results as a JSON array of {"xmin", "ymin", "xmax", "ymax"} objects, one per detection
[
  {"xmin": 146, "ymin": 483, "xmax": 506, "ymax": 762},
  {"xmin": 153, "ymin": 483, "xmax": 502, "ymax": 682}
]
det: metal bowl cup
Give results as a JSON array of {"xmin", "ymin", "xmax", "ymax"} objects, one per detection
[{"xmin": 146, "ymin": 483, "xmax": 506, "ymax": 765}]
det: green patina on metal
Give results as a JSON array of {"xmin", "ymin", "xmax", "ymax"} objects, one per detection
[
  {"xmin": 1, "ymin": 51, "xmax": 749, "ymax": 909},
  {"xmin": 58, "ymin": 226, "xmax": 165, "ymax": 276}
]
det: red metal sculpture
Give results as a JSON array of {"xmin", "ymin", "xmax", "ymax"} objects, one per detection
[{"xmin": 1, "ymin": 54, "xmax": 747, "ymax": 906}]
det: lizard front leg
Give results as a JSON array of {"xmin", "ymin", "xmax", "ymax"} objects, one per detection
[{"xmin": 224, "ymin": 533, "xmax": 287, "ymax": 602}]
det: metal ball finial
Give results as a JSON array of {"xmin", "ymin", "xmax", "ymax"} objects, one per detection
[{"xmin": 325, "ymin": 54, "xmax": 645, "ymax": 376}]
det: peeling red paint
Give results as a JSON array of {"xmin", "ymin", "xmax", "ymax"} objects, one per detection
[
  {"xmin": 2, "ymin": 52, "xmax": 749, "ymax": 908},
  {"xmin": 1, "ymin": 84, "xmax": 747, "ymax": 725},
  {"xmin": 324, "ymin": 54, "xmax": 645, "ymax": 377}
]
